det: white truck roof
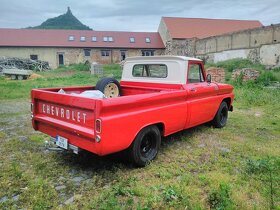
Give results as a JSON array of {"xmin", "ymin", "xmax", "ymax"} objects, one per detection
[
  {"xmin": 122, "ymin": 56, "xmax": 202, "ymax": 85},
  {"xmin": 125, "ymin": 56, "xmax": 202, "ymax": 62}
]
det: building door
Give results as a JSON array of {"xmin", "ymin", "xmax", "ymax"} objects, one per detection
[
  {"xmin": 58, "ymin": 53, "xmax": 64, "ymax": 65},
  {"xmin": 120, "ymin": 50, "xmax": 127, "ymax": 61}
]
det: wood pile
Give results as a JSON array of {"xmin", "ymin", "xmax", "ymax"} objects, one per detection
[{"xmin": 0, "ymin": 57, "xmax": 50, "ymax": 72}]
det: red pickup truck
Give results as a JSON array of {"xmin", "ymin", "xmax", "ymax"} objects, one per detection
[{"xmin": 31, "ymin": 56, "xmax": 234, "ymax": 166}]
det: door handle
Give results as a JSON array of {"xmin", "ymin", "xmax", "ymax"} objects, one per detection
[{"xmin": 190, "ymin": 88, "xmax": 196, "ymax": 92}]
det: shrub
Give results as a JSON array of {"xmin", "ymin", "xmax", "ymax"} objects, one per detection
[
  {"xmin": 206, "ymin": 59, "xmax": 258, "ymax": 72},
  {"xmin": 256, "ymin": 71, "xmax": 278, "ymax": 86}
]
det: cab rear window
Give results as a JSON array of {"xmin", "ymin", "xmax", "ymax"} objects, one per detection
[{"xmin": 132, "ymin": 64, "xmax": 168, "ymax": 78}]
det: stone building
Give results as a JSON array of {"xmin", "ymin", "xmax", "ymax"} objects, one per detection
[
  {"xmin": 0, "ymin": 29, "xmax": 165, "ymax": 68},
  {"xmin": 158, "ymin": 17, "xmax": 262, "ymax": 56}
]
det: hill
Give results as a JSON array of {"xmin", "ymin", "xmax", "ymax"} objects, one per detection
[{"xmin": 29, "ymin": 7, "xmax": 92, "ymax": 30}]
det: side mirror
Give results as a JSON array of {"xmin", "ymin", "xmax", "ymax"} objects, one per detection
[{"xmin": 207, "ymin": 74, "xmax": 211, "ymax": 83}]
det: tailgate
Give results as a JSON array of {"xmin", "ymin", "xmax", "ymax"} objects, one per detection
[{"xmin": 31, "ymin": 88, "xmax": 97, "ymax": 140}]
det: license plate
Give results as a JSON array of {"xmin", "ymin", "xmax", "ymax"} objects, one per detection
[{"xmin": 56, "ymin": 135, "xmax": 68, "ymax": 149}]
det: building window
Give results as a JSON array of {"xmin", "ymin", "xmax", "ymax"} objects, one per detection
[
  {"xmin": 132, "ymin": 64, "xmax": 168, "ymax": 78},
  {"xmin": 84, "ymin": 49, "xmax": 91, "ymax": 57},
  {"xmin": 92, "ymin": 36, "xmax": 97, "ymax": 42},
  {"xmin": 130, "ymin": 37, "xmax": 135, "ymax": 43},
  {"xmin": 145, "ymin": 37, "xmax": 151, "ymax": 43},
  {"xmin": 30, "ymin": 55, "xmax": 38, "ymax": 60},
  {"xmin": 101, "ymin": 50, "xmax": 110, "ymax": 57},
  {"xmin": 80, "ymin": 36, "xmax": 86, "ymax": 42},
  {"xmin": 142, "ymin": 50, "xmax": 154, "ymax": 56},
  {"xmin": 103, "ymin": 36, "xmax": 113, "ymax": 42},
  {"xmin": 68, "ymin": 35, "xmax": 75, "ymax": 41}
]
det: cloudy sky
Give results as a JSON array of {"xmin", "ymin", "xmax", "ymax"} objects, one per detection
[{"xmin": 0, "ymin": 0, "xmax": 279, "ymax": 31}]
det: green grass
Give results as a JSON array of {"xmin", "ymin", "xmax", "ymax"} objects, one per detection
[
  {"xmin": 0, "ymin": 61, "xmax": 280, "ymax": 209},
  {"xmin": 0, "ymin": 63, "xmax": 122, "ymax": 100}
]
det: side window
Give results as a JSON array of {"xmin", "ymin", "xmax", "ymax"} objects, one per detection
[
  {"xmin": 132, "ymin": 64, "xmax": 167, "ymax": 78},
  {"xmin": 188, "ymin": 64, "xmax": 205, "ymax": 83},
  {"xmin": 133, "ymin": 65, "xmax": 145, "ymax": 77}
]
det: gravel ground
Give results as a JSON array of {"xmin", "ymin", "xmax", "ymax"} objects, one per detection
[{"xmin": 0, "ymin": 100, "xmax": 37, "ymax": 140}]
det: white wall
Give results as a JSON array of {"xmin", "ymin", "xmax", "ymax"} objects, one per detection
[
  {"xmin": 212, "ymin": 49, "xmax": 251, "ymax": 63},
  {"xmin": 260, "ymin": 43, "xmax": 280, "ymax": 66}
]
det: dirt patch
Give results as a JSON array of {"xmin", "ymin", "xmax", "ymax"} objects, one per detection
[
  {"xmin": 0, "ymin": 100, "xmax": 30, "ymax": 114},
  {"xmin": 29, "ymin": 73, "xmax": 43, "ymax": 80},
  {"xmin": 235, "ymin": 108, "xmax": 264, "ymax": 117}
]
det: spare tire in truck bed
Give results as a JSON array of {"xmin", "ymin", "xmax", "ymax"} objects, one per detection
[{"xmin": 95, "ymin": 77, "xmax": 121, "ymax": 98}]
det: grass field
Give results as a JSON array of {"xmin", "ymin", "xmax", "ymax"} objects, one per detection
[{"xmin": 0, "ymin": 61, "xmax": 279, "ymax": 209}]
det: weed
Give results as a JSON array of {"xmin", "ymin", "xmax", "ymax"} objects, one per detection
[
  {"xmin": 206, "ymin": 59, "xmax": 263, "ymax": 72},
  {"xmin": 207, "ymin": 183, "xmax": 233, "ymax": 210},
  {"xmin": 163, "ymin": 187, "xmax": 179, "ymax": 202},
  {"xmin": 245, "ymin": 157, "xmax": 280, "ymax": 209},
  {"xmin": 11, "ymin": 161, "xmax": 23, "ymax": 179},
  {"xmin": 256, "ymin": 71, "xmax": 278, "ymax": 86}
]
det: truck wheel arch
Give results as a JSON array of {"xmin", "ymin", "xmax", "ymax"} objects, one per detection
[
  {"xmin": 223, "ymin": 98, "xmax": 231, "ymax": 109},
  {"xmin": 129, "ymin": 122, "xmax": 165, "ymax": 147}
]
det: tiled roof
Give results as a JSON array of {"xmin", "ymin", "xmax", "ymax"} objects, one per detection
[
  {"xmin": 162, "ymin": 17, "xmax": 263, "ymax": 39},
  {"xmin": 0, "ymin": 29, "xmax": 165, "ymax": 49}
]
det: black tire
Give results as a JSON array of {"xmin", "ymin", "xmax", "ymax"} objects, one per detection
[
  {"xmin": 17, "ymin": 75, "xmax": 23, "ymax": 80},
  {"xmin": 129, "ymin": 125, "xmax": 161, "ymax": 167},
  {"xmin": 95, "ymin": 77, "xmax": 121, "ymax": 98},
  {"xmin": 212, "ymin": 101, "xmax": 229, "ymax": 128}
]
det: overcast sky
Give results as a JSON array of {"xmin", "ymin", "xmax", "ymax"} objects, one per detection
[{"xmin": 0, "ymin": 0, "xmax": 279, "ymax": 31}]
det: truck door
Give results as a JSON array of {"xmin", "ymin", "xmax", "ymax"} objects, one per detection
[{"xmin": 185, "ymin": 61, "xmax": 219, "ymax": 128}]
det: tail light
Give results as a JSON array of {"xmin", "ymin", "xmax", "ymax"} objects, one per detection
[{"xmin": 95, "ymin": 119, "xmax": 102, "ymax": 133}]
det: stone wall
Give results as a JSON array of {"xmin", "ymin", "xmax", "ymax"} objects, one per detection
[
  {"xmin": 0, "ymin": 47, "xmax": 164, "ymax": 69},
  {"xmin": 194, "ymin": 24, "xmax": 280, "ymax": 66},
  {"xmin": 232, "ymin": 68, "xmax": 260, "ymax": 81},
  {"xmin": 164, "ymin": 24, "xmax": 280, "ymax": 67},
  {"xmin": 158, "ymin": 18, "xmax": 171, "ymax": 47},
  {"xmin": 205, "ymin": 67, "xmax": 225, "ymax": 83},
  {"xmin": 165, "ymin": 38, "xmax": 196, "ymax": 56}
]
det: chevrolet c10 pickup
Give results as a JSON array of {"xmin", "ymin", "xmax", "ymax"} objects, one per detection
[{"xmin": 31, "ymin": 56, "xmax": 234, "ymax": 166}]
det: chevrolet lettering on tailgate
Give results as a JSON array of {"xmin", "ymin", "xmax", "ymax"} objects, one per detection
[{"xmin": 41, "ymin": 103, "xmax": 87, "ymax": 124}]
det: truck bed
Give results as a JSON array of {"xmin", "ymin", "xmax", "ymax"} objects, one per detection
[{"xmin": 31, "ymin": 84, "xmax": 186, "ymax": 155}]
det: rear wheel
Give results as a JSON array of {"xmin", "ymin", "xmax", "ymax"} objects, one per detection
[
  {"xmin": 129, "ymin": 125, "xmax": 161, "ymax": 167},
  {"xmin": 212, "ymin": 101, "xmax": 228, "ymax": 128},
  {"xmin": 17, "ymin": 75, "xmax": 23, "ymax": 80}
]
